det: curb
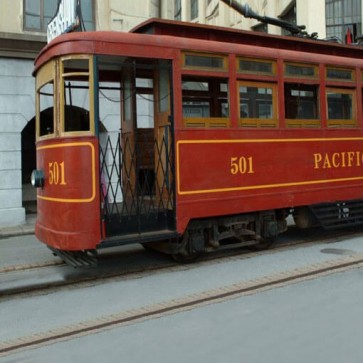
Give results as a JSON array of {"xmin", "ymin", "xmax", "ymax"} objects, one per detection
[
  {"xmin": 0, "ymin": 225, "xmax": 35, "ymax": 239},
  {"xmin": 0, "ymin": 215, "xmax": 36, "ymax": 239}
]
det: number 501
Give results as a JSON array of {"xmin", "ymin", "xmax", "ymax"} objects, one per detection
[
  {"xmin": 230, "ymin": 156, "xmax": 254, "ymax": 175},
  {"xmin": 48, "ymin": 161, "xmax": 67, "ymax": 185}
]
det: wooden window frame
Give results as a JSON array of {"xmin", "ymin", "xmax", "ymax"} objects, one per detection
[
  {"xmin": 284, "ymin": 83, "xmax": 321, "ymax": 128},
  {"xmin": 284, "ymin": 62, "xmax": 319, "ymax": 79},
  {"xmin": 237, "ymin": 57, "xmax": 277, "ymax": 76},
  {"xmin": 36, "ymin": 60, "xmax": 56, "ymax": 141},
  {"xmin": 326, "ymin": 66, "xmax": 355, "ymax": 82},
  {"xmin": 326, "ymin": 87, "xmax": 357, "ymax": 128},
  {"xmin": 238, "ymin": 80, "xmax": 278, "ymax": 128},
  {"xmin": 182, "ymin": 52, "xmax": 228, "ymax": 72},
  {"xmin": 182, "ymin": 76, "xmax": 230, "ymax": 128},
  {"xmin": 59, "ymin": 55, "xmax": 95, "ymax": 137}
]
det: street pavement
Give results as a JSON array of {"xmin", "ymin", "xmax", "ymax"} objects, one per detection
[
  {"xmin": 1, "ymin": 226, "xmax": 363, "ymax": 362},
  {"xmin": 5, "ymin": 266, "xmax": 363, "ymax": 363}
]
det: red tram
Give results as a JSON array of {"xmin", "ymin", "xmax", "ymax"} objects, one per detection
[{"xmin": 31, "ymin": 19, "xmax": 363, "ymax": 266}]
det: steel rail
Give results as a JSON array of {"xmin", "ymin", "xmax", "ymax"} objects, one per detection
[
  {"xmin": 1, "ymin": 252, "xmax": 363, "ymax": 357},
  {"xmin": 0, "ymin": 227, "xmax": 362, "ymax": 299}
]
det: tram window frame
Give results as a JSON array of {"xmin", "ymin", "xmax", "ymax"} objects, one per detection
[
  {"xmin": 326, "ymin": 67, "xmax": 355, "ymax": 82},
  {"xmin": 182, "ymin": 76, "xmax": 230, "ymax": 128},
  {"xmin": 238, "ymin": 81, "xmax": 278, "ymax": 128},
  {"xmin": 182, "ymin": 52, "xmax": 228, "ymax": 72},
  {"xmin": 285, "ymin": 62, "xmax": 318, "ymax": 79},
  {"xmin": 284, "ymin": 83, "xmax": 321, "ymax": 128},
  {"xmin": 36, "ymin": 60, "xmax": 56, "ymax": 140},
  {"xmin": 60, "ymin": 55, "xmax": 95, "ymax": 136},
  {"xmin": 237, "ymin": 58, "xmax": 276, "ymax": 76},
  {"xmin": 326, "ymin": 88, "xmax": 356, "ymax": 128}
]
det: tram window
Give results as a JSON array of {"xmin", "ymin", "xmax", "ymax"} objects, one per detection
[
  {"xmin": 63, "ymin": 58, "xmax": 89, "ymax": 73},
  {"xmin": 238, "ymin": 81, "xmax": 277, "ymax": 128},
  {"xmin": 285, "ymin": 63, "xmax": 317, "ymax": 78},
  {"xmin": 327, "ymin": 68, "xmax": 354, "ymax": 82},
  {"xmin": 183, "ymin": 53, "xmax": 227, "ymax": 71},
  {"xmin": 327, "ymin": 89, "xmax": 356, "ymax": 127},
  {"xmin": 285, "ymin": 84, "xmax": 320, "ymax": 128},
  {"xmin": 61, "ymin": 57, "xmax": 91, "ymax": 133},
  {"xmin": 159, "ymin": 64, "xmax": 170, "ymax": 113},
  {"xmin": 238, "ymin": 58, "xmax": 275, "ymax": 75},
  {"xmin": 39, "ymin": 82, "xmax": 54, "ymax": 136},
  {"xmin": 182, "ymin": 77, "xmax": 229, "ymax": 127},
  {"xmin": 63, "ymin": 79, "xmax": 90, "ymax": 132}
]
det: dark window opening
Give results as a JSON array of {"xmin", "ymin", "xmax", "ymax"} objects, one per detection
[
  {"xmin": 285, "ymin": 83, "xmax": 319, "ymax": 120},
  {"xmin": 240, "ymin": 85, "xmax": 273, "ymax": 119},
  {"xmin": 238, "ymin": 82, "xmax": 277, "ymax": 128},
  {"xmin": 327, "ymin": 92, "xmax": 353, "ymax": 120},
  {"xmin": 39, "ymin": 83, "xmax": 54, "ymax": 136},
  {"xmin": 184, "ymin": 54, "xmax": 225, "ymax": 70},
  {"xmin": 327, "ymin": 68, "xmax": 354, "ymax": 81}
]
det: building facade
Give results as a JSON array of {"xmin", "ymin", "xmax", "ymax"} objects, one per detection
[{"xmin": 0, "ymin": 0, "xmax": 361, "ymax": 227}]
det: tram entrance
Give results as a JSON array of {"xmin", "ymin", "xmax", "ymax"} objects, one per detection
[{"xmin": 98, "ymin": 57, "xmax": 175, "ymax": 238}]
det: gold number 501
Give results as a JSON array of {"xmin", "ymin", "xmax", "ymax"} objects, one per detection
[
  {"xmin": 230, "ymin": 156, "xmax": 254, "ymax": 175},
  {"xmin": 48, "ymin": 161, "xmax": 67, "ymax": 185}
]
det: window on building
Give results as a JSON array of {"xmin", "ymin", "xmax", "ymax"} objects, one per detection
[
  {"xmin": 175, "ymin": 0, "xmax": 181, "ymax": 20},
  {"xmin": 326, "ymin": 0, "xmax": 361, "ymax": 43},
  {"xmin": 206, "ymin": 0, "xmax": 218, "ymax": 19},
  {"xmin": 252, "ymin": 23, "xmax": 268, "ymax": 33},
  {"xmin": 191, "ymin": 0, "xmax": 198, "ymax": 20},
  {"xmin": 279, "ymin": 2, "xmax": 296, "ymax": 36},
  {"xmin": 24, "ymin": 0, "xmax": 95, "ymax": 32}
]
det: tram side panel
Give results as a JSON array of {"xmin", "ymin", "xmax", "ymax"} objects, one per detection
[
  {"xmin": 35, "ymin": 137, "xmax": 101, "ymax": 251},
  {"xmin": 175, "ymin": 131, "xmax": 363, "ymax": 233}
]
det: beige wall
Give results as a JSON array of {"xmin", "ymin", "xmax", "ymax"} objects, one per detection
[
  {"xmin": 96, "ymin": 0, "xmax": 160, "ymax": 32},
  {"xmin": 195, "ymin": 0, "xmax": 326, "ymax": 38},
  {"xmin": 0, "ymin": 0, "xmax": 23, "ymax": 34},
  {"xmin": 296, "ymin": 0, "xmax": 326, "ymax": 39},
  {"xmin": 0, "ymin": 0, "xmax": 328, "ymax": 38}
]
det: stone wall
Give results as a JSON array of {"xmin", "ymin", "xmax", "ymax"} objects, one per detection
[{"xmin": 0, "ymin": 58, "xmax": 35, "ymax": 227}]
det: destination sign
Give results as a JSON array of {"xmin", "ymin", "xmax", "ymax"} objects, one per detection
[{"xmin": 47, "ymin": 0, "xmax": 79, "ymax": 43}]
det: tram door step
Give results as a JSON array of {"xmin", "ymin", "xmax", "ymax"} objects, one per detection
[{"xmin": 99, "ymin": 229, "xmax": 178, "ymax": 249}]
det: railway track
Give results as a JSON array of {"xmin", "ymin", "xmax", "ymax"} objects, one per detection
[
  {"xmin": 0, "ymin": 226, "xmax": 362, "ymax": 299},
  {"xmin": 1, "ymin": 250, "xmax": 363, "ymax": 357}
]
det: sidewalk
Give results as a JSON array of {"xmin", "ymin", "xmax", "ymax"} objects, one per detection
[{"xmin": 0, "ymin": 214, "xmax": 36, "ymax": 239}]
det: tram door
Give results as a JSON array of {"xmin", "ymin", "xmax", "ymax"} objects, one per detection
[{"xmin": 99, "ymin": 58, "xmax": 175, "ymax": 237}]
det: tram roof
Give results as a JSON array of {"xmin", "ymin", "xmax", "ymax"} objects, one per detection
[
  {"xmin": 34, "ymin": 18, "xmax": 363, "ymax": 73},
  {"xmin": 132, "ymin": 18, "xmax": 363, "ymax": 57}
]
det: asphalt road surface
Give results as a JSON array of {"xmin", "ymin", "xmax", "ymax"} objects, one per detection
[{"xmin": 1, "ymin": 232, "xmax": 363, "ymax": 362}]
